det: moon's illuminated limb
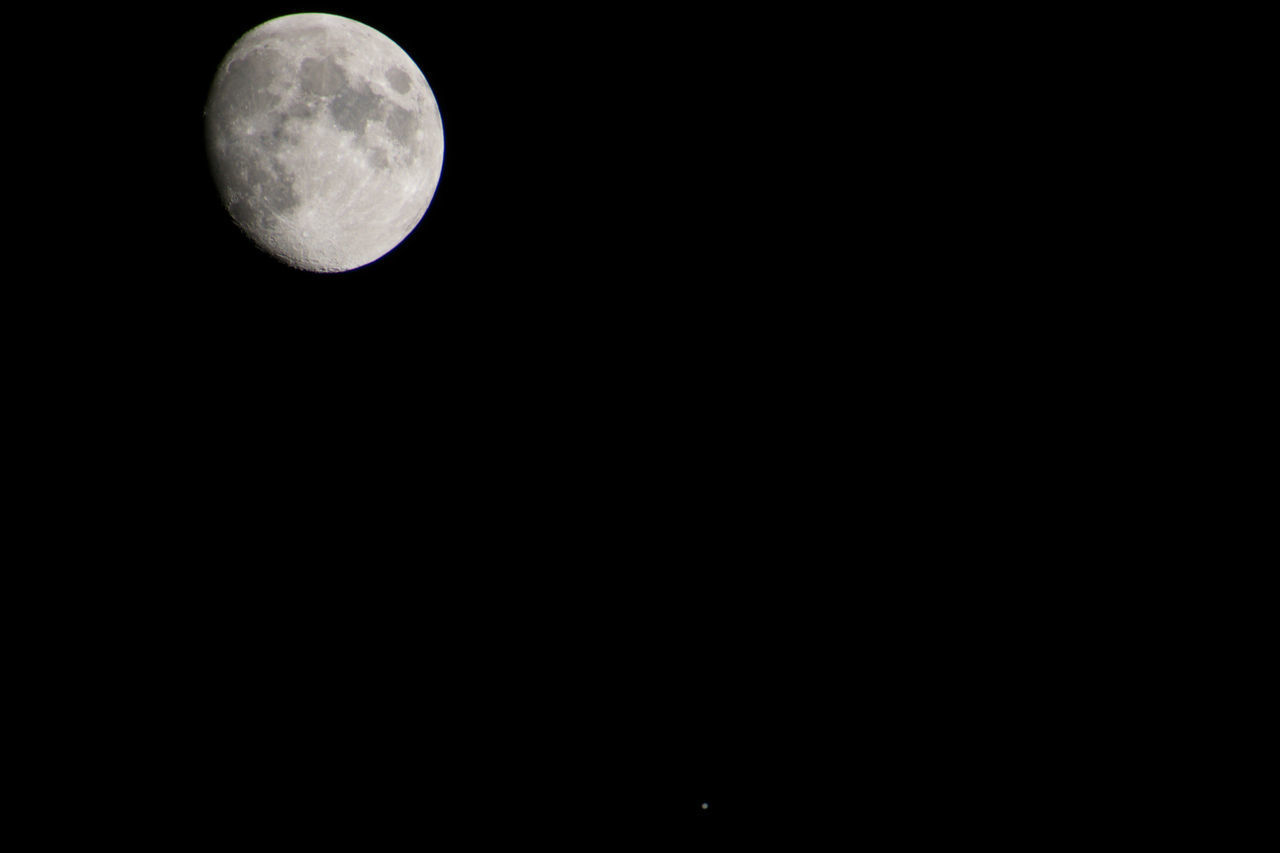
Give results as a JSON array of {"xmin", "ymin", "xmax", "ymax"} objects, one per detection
[{"xmin": 205, "ymin": 13, "xmax": 444, "ymax": 272}]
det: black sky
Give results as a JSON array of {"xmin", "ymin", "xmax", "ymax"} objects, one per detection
[{"xmin": 20, "ymin": 4, "xmax": 1212, "ymax": 844}]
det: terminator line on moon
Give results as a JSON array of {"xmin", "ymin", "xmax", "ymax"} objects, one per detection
[{"xmin": 205, "ymin": 13, "xmax": 444, "ymax": 272}]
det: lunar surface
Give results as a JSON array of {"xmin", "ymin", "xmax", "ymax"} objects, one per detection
[{"xmin": 205, "ymin": 14, "xmax": 444, "ymax": 272}]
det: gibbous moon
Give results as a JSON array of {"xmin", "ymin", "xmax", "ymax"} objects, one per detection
[{"xmin": 205, "ymin": 13, "xmax": 444, "ymax": 272}]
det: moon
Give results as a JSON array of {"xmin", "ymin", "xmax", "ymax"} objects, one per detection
[{"xmin": 205, "ymin": 13, "xmax": 444, "ymax": 272}]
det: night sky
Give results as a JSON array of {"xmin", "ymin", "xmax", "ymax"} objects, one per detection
[{"xmin": 19, "ymin": 3, "xmax": 1212, "ymax": 844}]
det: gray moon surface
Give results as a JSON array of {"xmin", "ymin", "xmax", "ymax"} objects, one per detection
[{"xmin": 205, "ymin": 14, "xmax": 444, "ymax": 272}]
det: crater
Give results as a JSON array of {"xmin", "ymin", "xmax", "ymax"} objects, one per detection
[
  {"xmin": 262, "ymin": 162, "xmax": 300, "ymax": 213},
  {"xmin": 385, "ymin": 105, "xmax": 419, "ymax": 147},
  {"xmin": 287, "ymin": 25, "xmax": 329, "ymax": 40},
  {"xmin": 299, "ymin": 55, "xmax": 348, "ymax": 96},
  {"xmin": 386, "ymin": 67, "xmax": 412, "ymax": 94},
  {"xmin": 259, "ymin": 113, "xmax": 296, "ymax": 150},
  {"xmin": 228, "ymin": 199, "xmax": 255, "ymax": 228},
  {"xmin": 330, "ymin": 81, "xmax": 386, "ymax": 137},
  {"xmin": 216, "ymin": 47, "xmax": 285, "ymax": 116},
  {"xmin": 286, "ymin": 99, "xmax": 317, "ymax": 120},
  {"xmin": 216, "ymin": 150, "xmax": 300, "ymax": 227},
  {"xmin": 245, "ymin": 159, "xmax": 272, "ymax": 188}
]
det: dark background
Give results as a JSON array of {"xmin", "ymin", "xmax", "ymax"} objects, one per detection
[
  {"xmin": 18, "ymin": 4, "xmax": 1196, "ymax": 844},
  {"xmin": 18, "ymin": 3, "xmax": 825, "ymax": 842}
]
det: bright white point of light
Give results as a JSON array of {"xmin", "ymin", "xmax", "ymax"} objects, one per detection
[{"xmin": 702, "ymin": 803, "xmax": 709, "ymax": 810}]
